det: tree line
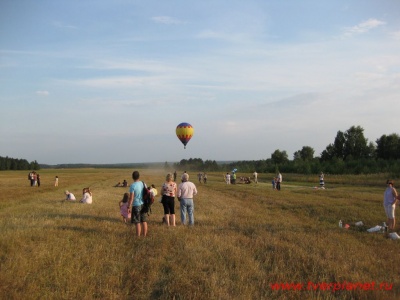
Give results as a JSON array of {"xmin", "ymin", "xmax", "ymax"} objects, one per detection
[
  {"xmin": 4, "ymin": 125, "xmax": 400, "ymax": 175},
  {"xmin": 0, "ymin": 156, "xmax": 40, "ymax": 171},
  {"xmin": 171, "ymin": 125, "xmax": 400, "ymax": 176}
]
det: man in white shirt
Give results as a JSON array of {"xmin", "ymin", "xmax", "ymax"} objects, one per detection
[
  {"xmin": 226, "ymin": 173, "xmax": 231, "ymax": 184},
  {"xmin": 277, "ymin": 172, "xmax": 282, "ymax": 191},
  {"xmin": 178, "ymin": 173, "xmax": 197, "ymax": 226},
  {"xmin": 253, "ymin": 171, "xmax": 258, "ymax": 184}
]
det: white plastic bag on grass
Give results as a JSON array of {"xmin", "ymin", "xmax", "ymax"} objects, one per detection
[
  {"xmin": 367, "ymin": 225, "xmax": 382, "ymax": 233},
  {"xmin": 389, "ymin": 232, "xmax": 400, "ymax": 240}
]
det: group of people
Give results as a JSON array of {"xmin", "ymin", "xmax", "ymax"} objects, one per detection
[
  {"xmin": 238, "ymin": 177, "xmax": 252, "ymax": 184},
  {"xmin": 28, "ymin": 171, "xmax": 41, "ymax": 187},
  {"xmin": 64, "ymin": 188, "xmax": 93, "ymax": 204},
  {"xmin": 197, "ymin": 172, "xmax": 208, "ymax": 184},
  {"xmin": 119, "ymin": 170, "xmax": 198, "ymax": 237},
  {"xmin": 57, "ymin": 170, "xmax": 400, "ymax": 238},
  {"xmin": 114, "ymin": 180, "xmax": 128, "ymax": 187},
  {"xmin": 224, "ymin": 172, "xmax": 237, "ymax": 184},
  {"xmin": 272, "ymin": 173, "xmax": 282, "ymax": 190},
  {"xmin": 27, "ymin": 173, "xmax": 62, "ymax": 188}
]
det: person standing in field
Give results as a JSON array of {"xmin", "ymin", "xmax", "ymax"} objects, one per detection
[
  {"xmin": 128, "ymin": 171, "xmax": 148, "ymax": 237},
  {"xmin": 253, "ymin": 171, "xmax": 258, "ymax": 184},
  {"xmin": 36, "ymin": 173, "xmax": 40, "ymax": 187},
  {"xmin": 28, "ymin": 171, "xmax": 33, "ymax": 186},
  {"xmin": 384, "ymin": 180, "xmax": 398, "ymax": 232},
  {"xmin": 161, "ymin": 173, "xmax": 177, "ymax": 226},
  {"xmin": 150, "ymin": 184, "xmax": 158, "ymax": 199},
  {"xmin": 32, "ymin": 172, "xmax": 37, "ymax": 186},
  {"xmin": 119, "ymin": 193, "xmax": 131, "ymax": 223},
  {"xmin": 319, "ymin": 172, "xmax": 325, "ymax": 189},
  {"xmin": 276, "ymin": 172, "xmax": 282, "ymax": 191},
  {"xmin": 54, "ymin": 176, "xmax": 59, "ymax": 187},
  {"xmin": 181, "ymin": 171, "xmax": 188, "ymax": 182},
  {"xmin": 173, "ymin": 171, "xmax": 177, "ymax": 182},
  {"xmin": 178, "ymin": 173, "xmax": 197, "ymax": 226},
  {"xmin": 226, "ymin": 173, "xmax": 231, "ymax": 184}
]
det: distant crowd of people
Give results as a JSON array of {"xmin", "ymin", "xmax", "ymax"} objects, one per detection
[
  {"xmin": 25, "ymin": 169, "xmax": 400, "ymax": 237},
  {"xmin": 114, "ymin": 180, "xmax": 128, "ymax": 187},
  {"xmin": 28, "ymin": 171, "xmax": 41, "ymax": 187},
  {"xmin": 197, "ymin": 172, "xmax": 208, "ymax": 184}
]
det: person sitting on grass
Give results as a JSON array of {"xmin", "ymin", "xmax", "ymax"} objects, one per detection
[
  {"xmin": 65, "ymin": 190, "xmax": 76, "ymax": 201},
  {"xmin": 80, "ymin": 187, "xmax": 93, "ymax": 204}
]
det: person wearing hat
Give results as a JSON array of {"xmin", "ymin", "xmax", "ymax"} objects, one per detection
[
  {"xmin": 177, "ymin": 173, "xmax": 197, "ymax": 226},
  {"xmin": 384, "ymin": 180, "xmax": 398, "ymax": 232}
]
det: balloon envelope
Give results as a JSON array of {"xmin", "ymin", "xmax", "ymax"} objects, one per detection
[{"xmin": 176, "ymin": 122, "xmax": 194, "ymax": 149}]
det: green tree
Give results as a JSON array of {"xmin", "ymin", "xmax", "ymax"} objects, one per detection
[
  {"xmin": 293, "ymin": 146, "xmax": 314, "ymax": 161},
  {"xmin": 271, "ymin": 149, "xmax": 289, "ymax": 165},
  {"xmin": 343, "ymin": 125, "xmax": 370, "ymax": 159},
  {"xmin": 320, "ymin": 144, "xmax": 335, "ymax": 161},
  {"xmin": 321, "ymin": 125, "xmax": 371, "ymax": 161},
  {"xmin": 376, "ymin": 133, "xmax": 400, "ymax": 160}
]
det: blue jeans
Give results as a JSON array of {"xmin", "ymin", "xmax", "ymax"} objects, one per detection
[{"xmin": 180, "ymin": 198, "xmax": 194, "ymax": 225}]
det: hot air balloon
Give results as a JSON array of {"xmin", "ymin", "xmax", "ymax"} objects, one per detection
[{"xmin": 176, "ymin": 122, "xmax": 194, "ymax": 149}]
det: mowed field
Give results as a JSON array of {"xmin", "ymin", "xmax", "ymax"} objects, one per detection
[{"xmin": 0, "ymin": 169, "xmax": 399, "ymax": 300}]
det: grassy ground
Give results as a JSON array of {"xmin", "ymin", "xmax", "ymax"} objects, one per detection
[{"xmin": 0, "ymin": 169, "xmax": 399, "ymax": 300}]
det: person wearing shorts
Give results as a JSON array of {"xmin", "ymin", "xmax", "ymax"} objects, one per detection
[
  {"xmin": 128, "ymin": 171, "xmax": 148, "ymax": 237},
  {"xmin": 384, "ymin": 180, "xmax": 398, "ymax": 232}
]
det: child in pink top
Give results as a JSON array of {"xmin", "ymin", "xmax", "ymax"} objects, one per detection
[{"xmin": 119, "ymin": 193, "xmax": 131, "ymax": 223}]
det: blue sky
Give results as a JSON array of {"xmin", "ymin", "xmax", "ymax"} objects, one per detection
[{"xmin": 1, "ymin": 0, "xmax": 400, "ymax": 164}]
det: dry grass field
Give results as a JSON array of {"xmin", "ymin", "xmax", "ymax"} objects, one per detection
[{"xmin": 0, "ymin": 169, "xmax": 399, "ymax": 300}]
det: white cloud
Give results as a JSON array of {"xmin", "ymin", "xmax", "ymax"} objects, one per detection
[
  {"xmin": 36, "ymin": 90, "xmax": 49, "ymax": 96},
  {"xmin": 343, "ymin": 18, "xmax": 386, "ymax": 37},
  {"xmin": 151, "ymin": 16, "xmax": 184, "ymax": 25}
]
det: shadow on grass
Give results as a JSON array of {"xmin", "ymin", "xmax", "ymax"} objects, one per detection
[
  {"xmin": 47, "ymin": 213, "xmax": 120, "ymax": 223},
  {"xmin": 57, "ymin": 225, "xmax": 99, "ymax": 233}
]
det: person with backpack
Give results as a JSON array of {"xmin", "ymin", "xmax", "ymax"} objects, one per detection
[
  {"xmin": 128, "ymin": 171, "xmax": 148, "ymax": 237},
  {"xmin": 177, "ymin": 173, "xmax": 197, "ymax": 226}
]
